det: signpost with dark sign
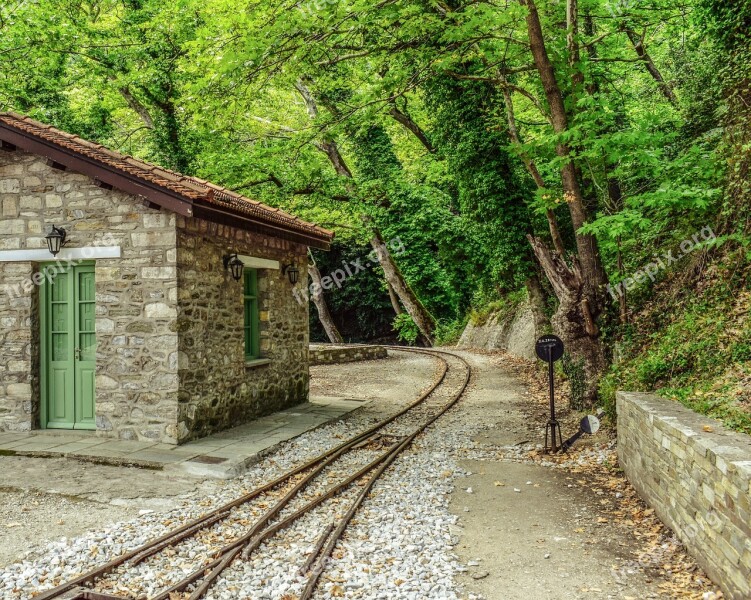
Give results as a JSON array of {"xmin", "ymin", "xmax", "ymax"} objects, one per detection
[{"xmin": 535, "ymin": 334, "xmax": 565, "ymax": 453}]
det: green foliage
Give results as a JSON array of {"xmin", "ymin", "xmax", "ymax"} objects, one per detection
[
  {"xmin": 1, "ymin": 0, "xmax": 748, "ymax": 430},
  {"xmin": 393, "ymin": 313, "xmax": 420, "ymax": 345},
  {"xmin": 468, "ymin": 289, "xmax": 526, "ymax": 327},
  {"xmin": 0, "ymin": 0, "xmax": 202, "ymax": 171},
  {"xmin": 425, "ymin": 74, "xmax": 535, "ymax": 294},
  {"xmin": 308, "ymin": 242, "xmax": 395, "ymax": 343},
  {"xmin": 600, "ymin": 261, "xmax": 751, "ymax": 433},
  {"xmin": 562, "ymin": 354, "xmax": 588, "ymax": 412},
  {"xmin": 434, "ymin": 317, "xmax": 469, "ymax": 347}
]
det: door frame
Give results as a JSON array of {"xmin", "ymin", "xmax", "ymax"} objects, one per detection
[{"xmin": 39, "ymin": 261, "xmax": 97, "ymax": 430}]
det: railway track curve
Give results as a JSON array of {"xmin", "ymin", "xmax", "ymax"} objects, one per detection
[{"xmin": 37, "ymin": 347, "xmax": 472, "ymax": 600}]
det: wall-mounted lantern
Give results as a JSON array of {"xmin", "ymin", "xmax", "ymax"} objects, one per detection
[
  {"xmin": 223, "ymin": 254, "xmax": 244, "ymax": 281},
  {"xmin": 45, "ymin": 225, "xmax": 67, "ymax": 257},
  {"xmin": 282, "ymin": 263, "xmax": 299, "ymax": 285}
]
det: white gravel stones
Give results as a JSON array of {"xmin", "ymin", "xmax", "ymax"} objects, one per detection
[{"xmin": 1, "ymin": 352, "xmax": 496, "ymax": 600}]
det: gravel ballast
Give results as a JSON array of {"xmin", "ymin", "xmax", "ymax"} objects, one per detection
[{"xmin": 1, "ymin": 350, "xmax": 489, "ymax": 600}]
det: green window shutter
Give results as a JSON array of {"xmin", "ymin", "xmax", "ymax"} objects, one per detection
[{"xmin": 243, "ymin": 269, "xmax": 260, "ymax": 360}]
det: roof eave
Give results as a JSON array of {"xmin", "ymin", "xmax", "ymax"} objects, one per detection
[
  {"xmin": 0, "ymin": 120, "xmax": 333, "ymax": 250},
  {"xmin": 0, "ymin": 121, "xmax": 195, "ymax": 217},
  {"xmin": 192, "ymin": 202, "xmax": 332, "ymax": 250}
]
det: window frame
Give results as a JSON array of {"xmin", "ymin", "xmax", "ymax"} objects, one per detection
[{"xmin": 243, "ymin": 268, "xmax": 261, "ymax": 361}]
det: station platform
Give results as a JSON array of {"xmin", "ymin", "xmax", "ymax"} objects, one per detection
[{"xmin": 0, "ymin": 396, "xmax": 363, "ymax": 479}]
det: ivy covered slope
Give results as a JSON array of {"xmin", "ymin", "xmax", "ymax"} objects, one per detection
[
  {"xmin": 600, "ymin": 258, "xmax": 751, "ymax": 435},
  {"xmin": 598, "ymin": 0, "xmax": 751, "ymax": 433}
]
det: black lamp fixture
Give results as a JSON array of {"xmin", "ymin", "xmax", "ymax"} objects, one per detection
[
  {"xmin": 223, "ymin": 253, "xmax": 244, "ymax": 281},
  {"xmin": 282, "ymin": 263, "xmax": 300, "ymax": 285},
  {"xmin": 45, "ymin": 225, "xmax": 67, "ymax": 257}
]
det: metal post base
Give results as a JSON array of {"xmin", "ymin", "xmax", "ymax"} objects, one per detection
[{"xmin": 544, "ymin": 419, "xmax": 563, "ymax": 454}]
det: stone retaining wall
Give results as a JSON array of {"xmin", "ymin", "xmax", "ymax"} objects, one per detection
[
  {"xmin": 309, "ymin": 344, "xmax": 387, "ymax": 365},
  {"xmin": 617, "ymin": 392, "xmax": 751, "ymax": 599},
  {"xmin": 457, "ymin": 297, "xmax": 539, "ymax": 360}
]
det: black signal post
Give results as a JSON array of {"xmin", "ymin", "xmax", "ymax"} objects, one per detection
[{"xmin": 535, "ymin": 334, "xmax": 565, "ymax": 453}]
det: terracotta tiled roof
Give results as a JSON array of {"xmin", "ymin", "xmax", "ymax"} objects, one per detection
[{"xmin": 0, "ymin": 112, "xmax": 334, "ymax": 248}]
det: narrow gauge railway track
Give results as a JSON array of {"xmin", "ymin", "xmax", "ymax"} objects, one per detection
[{"xmin": 38, "ymin": 348, "xmax": 472, "ymax": 600}]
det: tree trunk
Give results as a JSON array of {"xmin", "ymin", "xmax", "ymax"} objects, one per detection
[
  {"xmin": 316, "ymin": 139, "xmax": 354, "ymax": 178},
  {"xmin": 521, "ymin": 0, "xmax": 607, "ymax": 307},
  {"xmin": 369, "ymin": 227, "xmax": 435, "ymax": 345},
  {"xmin": 524, "ymin": 272, "xmax": 549, "ymax": 335},
  {"xmin": 308, "ymin": 263, "xmax": 344, "ymax": 344},
  {"xmin": 119, "ymin": 86, "xmax": 155, "ymax": 129},
  {"xmin": 625, "ymin": 28, "xmax": 679, "ymax": 108},
  {"xmin": 528, "ymin": 236, "xmax": 606, "ymax": 409},
  {"xmin": 616, "ymin": 237, "xmax": 628, "ymax": 325},
  {"xmin": 519, "ymin": 0, "xmax": 608, "ymax": 406},
  {"xmin": 386, "ymin": 280, "xmax": 403, "ymax": 315},
  {"xmin": 388, "ymin": 102, "xmax": 435, "ymax": 153},
  {"xmin": 566, "ymin": 0, "xmax": 584, "ymax": 88},
  {"xmin": 501, "ymin": 83, "xmax": 567, "ymax": 256},
  {"xmin": 295, "ymin": 79, "xmax": 437, "ymax": 345},
  {"xmin": 585, "ymin": 12, "xmax": 628, "ymax": 327}
]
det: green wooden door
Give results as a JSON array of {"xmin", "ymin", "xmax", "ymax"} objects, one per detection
[{"xmin": 41, "ymin": 264, "xmax": 96, "ymax": 430}]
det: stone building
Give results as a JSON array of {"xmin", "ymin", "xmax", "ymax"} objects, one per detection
[{"xmin": 0, "ymin": 113, "xmax": 333, "ymax": 444}]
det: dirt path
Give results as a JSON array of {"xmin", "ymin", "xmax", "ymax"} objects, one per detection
[{"xmin": 447, "ymin": 350, "xmax": 719, "ymax": 600}]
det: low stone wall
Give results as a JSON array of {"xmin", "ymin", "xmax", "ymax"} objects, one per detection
[
  {"xmin": 617, "ymin": 392, "xmax": 751, "ymax": 600},
  {"xmin": 309, "ymin": 344, "xmax": 387, "ymax": 366}
]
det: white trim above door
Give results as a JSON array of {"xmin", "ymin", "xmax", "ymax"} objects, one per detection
[{"xmin": 0, "ymin": 247, "xmax": 122, "ymax": 262}]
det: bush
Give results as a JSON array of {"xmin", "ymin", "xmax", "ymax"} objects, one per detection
[
  {"xmin": 393, "ymin": 313, "xmax": 420, "ymax": 344},
  {"xmin": 434, "ymin": 316, "xmax": 469, "ymax": 346}
]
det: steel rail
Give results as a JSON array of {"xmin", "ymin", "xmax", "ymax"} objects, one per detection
[
  {"xmin": 152, "ymin": 440, "xmax": 407, "ymax": 598},
  {"xmin": 35, "ymin": 348, "xmax": 449, "ymax": 600},
  {"xmin": 299, "ymin": 349, "xmax": 472, "ymax": 599},
  {"xmin": 158, "ymin": 349, "xmax": 472, "ymax": 600}
]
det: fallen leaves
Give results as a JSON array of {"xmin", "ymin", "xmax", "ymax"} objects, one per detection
[{"xmin": 503, "ymin": 351, "xmax": 723, "ymax": 600}]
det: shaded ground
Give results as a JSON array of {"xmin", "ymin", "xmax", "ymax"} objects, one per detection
[
  {"xmin": 451, "ymin": 461, "xmax": 653, "ymax": 599},
  {"xmin": 447, "ymin": 350, "xmax": 721, "ymax": 600},
  {"xmin": 0, "ymin": 456, "xmax": 219, "ymax": 566},
  {"xmin": 0, "ymin": 349, "xmax": 720, "ymax": 599},
  {"xmin": 309, "ymin": 351, "xmax": 437, "ymax": 403}
]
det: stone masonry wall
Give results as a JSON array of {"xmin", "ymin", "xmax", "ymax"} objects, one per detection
[
  {"xmin": 0, "ymin": 262, "xmax": 36, "ymax": 430},
  {"xmin": 175, "ymin": 218, "xmax": 309, "ymax": 442},
  {"xmin": 0, "ymin": 150, "xmax": 180, "ymax": 442},
  {"xmin": 617, "ymin": 392, "xmax": 751, "ymax": 599},
  {"xmin": 309, "ymin": 344, "xmax": 387, "ymax": 365}
]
